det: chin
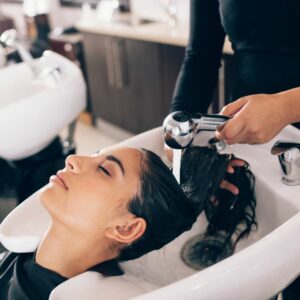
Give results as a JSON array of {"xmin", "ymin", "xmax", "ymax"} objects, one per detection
[
  {"xmin": 39, "ymin": 183, "xmax": 59, "ymax": 210},
  {"xmin": 38, "ymin": 185, "xmax": 50, "ymax": 206}
]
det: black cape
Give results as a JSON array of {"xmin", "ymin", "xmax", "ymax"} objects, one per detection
[{"xmin": 0, "ymin": 252, "xmax": 123, "ymax": 300}]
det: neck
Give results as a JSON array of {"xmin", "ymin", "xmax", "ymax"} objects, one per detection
[{"xmin": 36, "ymin": 223, "xmax": 116, "ymax": 278}]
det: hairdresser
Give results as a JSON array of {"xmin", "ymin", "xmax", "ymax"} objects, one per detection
[
  {"xmin": 171, "ymin": 0, "xmax": 300, "ymax": 138},
  {"xmin": 170, "ymin": 0, "xmax": 300, "ymax": 298},
  {"xmin": 169, "ymin": 0, "xmax": 300, "ymax": 192}
]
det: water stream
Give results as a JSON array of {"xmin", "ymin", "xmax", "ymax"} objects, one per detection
[{"xmin": 173, "ymin": 149, "xmax": 182, "ymax": 184}]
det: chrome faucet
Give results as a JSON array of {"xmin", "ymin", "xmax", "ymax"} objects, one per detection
[
  {"xmin": 0, "ymin": 29, "xmax": 61, "ymax": 82},
  {"xmin": 271, "ymin": 140, "xmax": 300, "ymax": 186},
  {"xmin": 163, "ymin": 111, "xmax": 230, "ymax": 149},
  {"xmin": 0, "ymin": 29, "xmax": 38, "ymax": 76}
]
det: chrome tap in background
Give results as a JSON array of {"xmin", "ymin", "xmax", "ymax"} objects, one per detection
[
  {"xmin": 0, "ymin": 29, "xmax": 38, "ymax": 75},
  {"xmin": 0, "ymin": 29, "xmax": 62, "ymax": 82},
  {"xmin": 271, "ymin": 140, "xmax": 300, "ymax": 186},
  {"xmin": 163, "ymin": 111, "xmax": 230, "ymax": 149}
]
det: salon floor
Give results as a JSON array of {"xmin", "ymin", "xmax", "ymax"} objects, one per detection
[
  {"xmin": 0, "ymin": 121, "xmax": 126, "ymax": 252},
  {"xmin": 62, "ymin": 120, "xmax": 124, "ymax": 155}
]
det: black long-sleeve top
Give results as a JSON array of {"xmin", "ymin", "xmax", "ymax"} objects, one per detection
[
  {"xmin": 171, "ymin": 0, "xmax": 300, "ymax": 113},
  {"xmin": 0, "ymin": 252, "xmax": 123, "ymax": 300}
]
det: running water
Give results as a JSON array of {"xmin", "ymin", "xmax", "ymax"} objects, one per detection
[{"xmin": 173, "ymin": 149, "xmax": 182, "ymax": 183}]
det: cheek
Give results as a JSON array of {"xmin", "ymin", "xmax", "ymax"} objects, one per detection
[
  {"xmin": 66, "ymin": 207, "xmax": 102, "ymax": 234},
  {"xmin": 64, "ymin": 184, "xmax": 119, "ymax": 234},
  {"xmin": 40, "ymin": 179, "xmax": 131, "ymax": 235}
]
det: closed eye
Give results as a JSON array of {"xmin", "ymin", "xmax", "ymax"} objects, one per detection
[{"xmin": 99, "ymin": 165, "xmax": 111, "ymax": 176}]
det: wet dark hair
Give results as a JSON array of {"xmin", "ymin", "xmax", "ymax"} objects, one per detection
[
  {"xmin": 119, "ymin": 147, "xmax": 230, "ymax": 261},
  {"xmin": 180, "ymin": 149, "xmax": 257, "ymax": 270},
  {"xmin": 204, "ymin": 155, "xmax": 257, "ymax": 248}
]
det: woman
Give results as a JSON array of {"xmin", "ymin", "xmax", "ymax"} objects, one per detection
[{"xmin": 0, "ymin": 145, "xmax": 253, "ymax": 300}]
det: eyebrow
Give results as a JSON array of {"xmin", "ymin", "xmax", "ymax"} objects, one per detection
[{"xmin": 106, "ymin": 155, "xmax": 125, "ymax": 176}]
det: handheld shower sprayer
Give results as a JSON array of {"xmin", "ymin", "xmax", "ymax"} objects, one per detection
[{"xmin": 163, "ymin": 111, "xmax": 230, "ymax": 149}]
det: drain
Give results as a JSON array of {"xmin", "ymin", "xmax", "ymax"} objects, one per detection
[{"xmin": 181, "ymin": 232, "xmax": 233, "ymax": 270}]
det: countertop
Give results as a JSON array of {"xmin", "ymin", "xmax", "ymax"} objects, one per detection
[{"xmin": 76, "ymin": 14, "xmax": 233, "ymax": 54}]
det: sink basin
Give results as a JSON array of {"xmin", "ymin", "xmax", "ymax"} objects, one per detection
[
  {"xmin": 0, "ymin": 125, "xmax": 300, "ymax": 299},
  {"xmin": 0, "ymin": 50, "xmax": 86, "ymax": 160}
]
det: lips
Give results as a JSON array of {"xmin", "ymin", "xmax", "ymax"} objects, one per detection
[
  {"xmin": 50, "ymin": 171, "xmax": 68, "ymax": 190},
  {"xmin": 57, "ymin": 171, "xmax": 68, "ymax": 190}
]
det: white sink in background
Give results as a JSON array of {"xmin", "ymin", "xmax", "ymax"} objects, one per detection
[
  {"xmin": 0, "ymin": 50, "xmax": 86, "ymax": 160},
  {"xmin": 0, "ymin": 125, "xmax": 300, "ymax": 300}
]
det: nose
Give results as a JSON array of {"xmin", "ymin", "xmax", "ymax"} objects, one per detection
[{"xmin": 66, "ymin": 155, "xmax": 82, "ymax": 173}]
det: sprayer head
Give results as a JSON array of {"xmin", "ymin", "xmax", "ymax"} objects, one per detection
[
  {"xmin": 163, "ymin": 111, "xmax": 196, "ymax": 149},
  {"xmin": 163, "ymin": 111, "xmax": 230, "ymax": 149}
]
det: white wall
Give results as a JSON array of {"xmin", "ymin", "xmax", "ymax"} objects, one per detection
[
  {"xmin": 131, "ymin": 0, "xmax": 189, "ymax": 23},
  {"xmin": 0, "ymin": 0, "xmax": 189, "ymax": 37},
  {"xmin": 0, "ymin": 0, "xmax": 82, "ymax": 37}
]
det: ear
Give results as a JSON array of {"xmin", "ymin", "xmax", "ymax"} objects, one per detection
[{"xmin": 105, "ymin": 217, "xmax": 146, "ymax": 245}]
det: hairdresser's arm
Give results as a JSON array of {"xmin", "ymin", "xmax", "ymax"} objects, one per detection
[
  {"xmin": 216, "ymin": 87, "xmax": 300, "ymax": 145},
  {"xmin": 171, "ymin": 0, "xmax": 225, "ymax": 113}
]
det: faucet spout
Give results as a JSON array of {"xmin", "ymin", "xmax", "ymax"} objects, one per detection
[
  {"xmin": 0, "ymin": 29, "xmax": 38, "ymax": 76},
  {"xmin": 271, "ymin": 140, "xmax": 300, "ymax": 186}
]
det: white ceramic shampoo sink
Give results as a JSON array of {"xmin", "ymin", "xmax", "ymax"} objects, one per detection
[
  {"xmin": 0, "ymin": 125, "xmax": 300, "ymax": 300},
  {"xmin": 0, "ymin": 51, "xmax": 86, "ymax": 160}
]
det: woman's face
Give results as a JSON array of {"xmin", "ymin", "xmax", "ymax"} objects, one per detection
[{"xmin": 40, "ymin": 147, "xmax": 143, "ymax": 238}]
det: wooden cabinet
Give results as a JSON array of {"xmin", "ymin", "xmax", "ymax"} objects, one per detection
[
  {"xmin": 82, "ymin": 34, "xmax": 116, "ymax": 123},
  {"xmin": 0, "ymin": 15, "xmax": 14, "ymax": 34},
  {"xmin": 82, "ymin": 32, "xmax": 185, "ymax": 133},
  {"xmin": 160, "ymin": 44, "xmax": 186, "ymax": 114}
]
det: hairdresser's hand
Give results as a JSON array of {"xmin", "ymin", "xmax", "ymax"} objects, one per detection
[
  {"xmin": 216, "ymin": 93, "xmax": 289, "ymax": 145},
  {"xmin": 164, "ymin": 144, "xmax": 173, "ymax": 162},
  {"xmin": 220, "ymin": 158, "xmax": 245, "ymax": 195}
]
